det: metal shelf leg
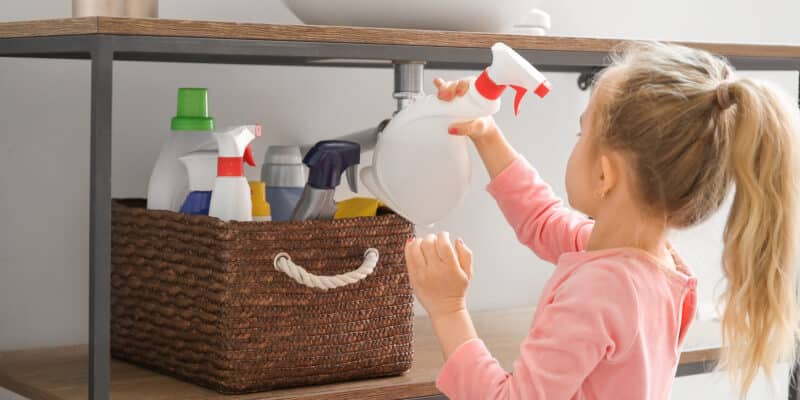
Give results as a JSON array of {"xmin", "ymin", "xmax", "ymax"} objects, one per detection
[{"xmin": 89, "ymin": 35, "xmax": 113, "ymax": 400}]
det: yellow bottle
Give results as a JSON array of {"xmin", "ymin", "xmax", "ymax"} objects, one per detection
[
  {"xmin": 334, "ymin": 197, "xmax": 384, "ymax": 219},
  {"xmin": 249, "ymin": 181, "xmax": 272, "ymax": 222}
]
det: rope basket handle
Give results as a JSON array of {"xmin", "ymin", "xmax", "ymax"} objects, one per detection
[{"xmin": 273, "ymin": 248, "xmax": 380, "ymax": 290}]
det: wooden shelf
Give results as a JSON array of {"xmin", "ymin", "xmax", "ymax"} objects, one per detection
[
  {"xmin": 0, "ymin": 17, "xmax": 799, "ymax": 59},
  {"xmin": 0, "ymin": 308, "xmax": 720, "ymax": 400},
  {"xmin": 2, "ymin": 18, "xmax": 799, "ymax": 71}
]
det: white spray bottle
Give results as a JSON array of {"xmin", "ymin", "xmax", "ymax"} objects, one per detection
[
  {"xmin": 361, "ymin": 42, "xmax": 550, "ymax": 226},
  {"xmin": 208, "ymin": 125, "xmax": 261, "ymax": 222}
]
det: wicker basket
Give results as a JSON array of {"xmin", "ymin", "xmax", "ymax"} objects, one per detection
[{"xmin": 110, "ymin": 199, "xmax": 415, "ymax": 394}]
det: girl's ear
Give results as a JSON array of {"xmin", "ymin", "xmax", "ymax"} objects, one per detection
[{"xmin": 597, "ymin": 152, "xmax": 618, "ymax": 198}]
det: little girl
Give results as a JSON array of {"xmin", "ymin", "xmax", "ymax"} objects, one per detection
[{"xmin": 405, "ymin": 41, "xmax": 800, "ymax": 399}]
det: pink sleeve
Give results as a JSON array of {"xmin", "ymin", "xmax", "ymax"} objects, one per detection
[
  {"xmin": 486, "ymin": 156, "xmax": 593, "ymax": 264},
  {"xmin": 436, "ymin": 264, "xmax": 639, "ymax": 400}
]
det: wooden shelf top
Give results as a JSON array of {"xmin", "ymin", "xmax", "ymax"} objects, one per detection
[
  {"xmin": 0, "ymin": 307, "xmax": 720, "ymax": 400},
  {"xmin": 0, "ymin": 17, "xmax": 799, "ymax": 60}
]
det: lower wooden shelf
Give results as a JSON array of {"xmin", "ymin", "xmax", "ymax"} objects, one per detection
[{"xmin": 0, "ymin": 308, "xmax": 720, "ymax": 400}]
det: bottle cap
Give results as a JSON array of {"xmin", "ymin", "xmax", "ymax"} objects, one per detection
[
  {"xmin": 265, "ymin": 145, "xmax": 304, "ymax": 165},
  {"xmin": 171, "ymin": 88, "xmax": 215, "ymax": 131},
  {"xmin": 262, "ymin": 146, "xmax": 307, "ymax": 187}
]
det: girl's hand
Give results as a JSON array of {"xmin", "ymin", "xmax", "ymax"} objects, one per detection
[
  {"xmin": 405, "ymin": 231, "xmax": 474, "ymax": 318},
  {"xmin": 433, "ymin": 77, "xmax": 500, "ymax": 140}
]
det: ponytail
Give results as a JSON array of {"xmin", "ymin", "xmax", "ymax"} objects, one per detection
[{"xmin": 719, "ymin": 78, "xmax": 800, "ymax": 393}]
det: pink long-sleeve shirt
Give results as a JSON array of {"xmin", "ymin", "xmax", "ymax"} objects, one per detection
[{"xmin": 436, "ymin": 156, "xmax": 698, "ymax": 400}]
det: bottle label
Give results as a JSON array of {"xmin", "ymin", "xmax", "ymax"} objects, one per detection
[{"xmin": 217, "ymin": 157, "xmax": 244, "ymax": 177}]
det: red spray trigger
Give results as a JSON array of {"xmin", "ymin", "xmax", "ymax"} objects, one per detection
[
  {"xmin": 244, "ymin": 144, "xmax": 256, "ymax": 167},
  {"xmin": 510, "ymin": 85, "xmax": 528, "ymax": 116}
]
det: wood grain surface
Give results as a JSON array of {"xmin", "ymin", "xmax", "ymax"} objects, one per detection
[
  {"xmin": 0, "ymin": 17, "xmax": 98, "ymax": 38},
  {"xmin": 0, "ymin": 308, "xmax": 721, "ymax": 400},
  {"xmin": 0, "ymin": 17, "xmax": 798, "ymax": 60}
]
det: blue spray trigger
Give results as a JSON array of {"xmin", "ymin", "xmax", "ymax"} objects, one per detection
[{"xmin": 303, "ymin": 140, "xmax": 361, "ymax": 190}]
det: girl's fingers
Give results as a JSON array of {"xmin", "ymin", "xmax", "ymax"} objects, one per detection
[
  {"xmin": 448, "ymin": 120, "xmax": 473, "ymax": 136},
  {"xmin": 455, "ymin": 238, "xmax": 474, "ymax": 280},
  {"xmin": 455, "ymin": 80, "xmax": 470, "ymax": 96},
  {"xmin": 436, "ymin": 78, "xmax": 471, "ymax": 101},
  {"xmin": 449, "ymin": 118, "xmax": 488, "ymax": 137},
  {"xmin": 437, "ymin": 81, "xmax": 457, "ymax": 100},
  {"xmin": 436, "ymin": 231, "xmax": 458, "ymax": 266},
  {"xmin": 420, "ymin": 234, "xmax": 438, "ymax": 265},
  {"xmin": 405, "ymin": 237, "xmax": 425, "ymax": 273}
]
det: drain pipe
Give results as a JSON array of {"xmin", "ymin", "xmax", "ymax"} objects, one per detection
[{"xmin": 392, "ymin": 61, "xmax": 425, "ymax": 114}]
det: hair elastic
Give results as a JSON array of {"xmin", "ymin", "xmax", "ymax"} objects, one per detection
[{"xmin": 716, "ymin": 81, "xmax": 735, "ymax": 110}]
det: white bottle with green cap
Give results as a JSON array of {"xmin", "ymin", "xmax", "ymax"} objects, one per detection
[{"xmin": 147, "ymin": 88, "xmax": 216, "ymax": 212}]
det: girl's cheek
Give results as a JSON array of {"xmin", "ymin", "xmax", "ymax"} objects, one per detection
[
  {"xmin": 565, "ymin": 141, "xmax": 593, "ymax": 215},
  {"xmin": 565, "ymin": 150, "xmax": 580, "ymax": 207}
]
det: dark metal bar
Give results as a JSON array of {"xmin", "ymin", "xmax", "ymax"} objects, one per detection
[
  {"xmin": 110, "ymin": 35, "xmax": 607, "ymax": 72},
  {"xmin": 0, "ymin": 35, "xmax": 93, "ymax": 58},
  {"xmin": 89, "ymin": 34, "xmax": 113, "ymax": 400},
  {"xmin": 790, "ymin": 358, "xmax": 798, "ymax": 400},
  {"xmin": 107, "ymin": 35, "xmax": 800, "ymax": 71},
  {"xmin": 675, "ymin": 360, "xmax": 717, "ymax": 377}
]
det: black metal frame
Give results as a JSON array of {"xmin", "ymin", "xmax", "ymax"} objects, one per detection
[{"xmin": 1, "ymin": 33, "xmax": 797, "ymax": 400}]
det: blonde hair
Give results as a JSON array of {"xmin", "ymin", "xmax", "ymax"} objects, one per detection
[{"xmin": 594, "ymin": 41, "xmax": 800, "ymax": 394}]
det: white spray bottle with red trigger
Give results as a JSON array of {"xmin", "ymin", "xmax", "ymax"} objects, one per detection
[
  {"xmin": 208, "ymin": 125, "xmax": 261, "ymax": 222},
  {"xmin": 361, "ymin": 42, "xmax": 550, "ymax": 226}
]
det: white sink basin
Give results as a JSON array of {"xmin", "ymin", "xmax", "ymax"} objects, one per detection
[{"xmin": 282, "ymin": 0, "xmax": 539, "ymax": 33}]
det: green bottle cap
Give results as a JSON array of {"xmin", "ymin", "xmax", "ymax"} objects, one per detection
[{"xmin": 171, "ymin": 88, "xmax": 215, "ymax": 131}]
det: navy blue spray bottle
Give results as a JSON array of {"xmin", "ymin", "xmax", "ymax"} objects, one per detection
[{"xmin": 290, "ymin": 141, "xmax": 360, "ymax": 221}]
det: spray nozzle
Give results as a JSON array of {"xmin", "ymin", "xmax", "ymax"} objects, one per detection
[
  {"xmin": 476, "ymin": 42, "xmax": 550, "ymax": 116},
  {"xmin": 303, "ymin": 140, "xmax": 361, "ymax": 191},
  {"xmin": 244, "ymin": 145, "xmax": 256, "ymax": 167},
  {"xmin": 244, "ymin": 125, "xmax": 261, "ymax": 166},
  {"xmin": 214, "ymin": 125, "xmax": 260, "ymax": 177},
  {"xmin": 510, "ymin": 85, "xmax": 527, "ymax": 116}
]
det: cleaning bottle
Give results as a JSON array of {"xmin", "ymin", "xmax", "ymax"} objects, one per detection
[
  {"xmin": 290, "ymin": 141, "xmax": 360, "ymax": 221},
  {"xmin": 334, "ymin": 197, "xmax": 384, "ymax": 219},
  {"xmin": 249, "ymin": 181, "xmax": 272, "ymax": 222},
  {"xmin": 208, "ymin": 125, "xmax": 261, "ymax": 222},
  {"xmin": 361, "ymin": 42, "xmax": 550, "ymax": 226},
  {"xmin": 147, "ymin": 88, "xmax": 216, "ymax": 211},
  {"xmin": 260, "ymin": 146, "xmax": 306, "ymax": 222},
  {"xmin": 178, "ymin": 150, "xmax": 217, "ymax": 215}
]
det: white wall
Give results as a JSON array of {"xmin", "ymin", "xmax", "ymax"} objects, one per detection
[{"xmin": 1, "ymin": 1, "xmax": 799, "ymax": 399}]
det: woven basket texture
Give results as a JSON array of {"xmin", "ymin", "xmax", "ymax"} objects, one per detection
[{"xmin": 110, "ymin": 199, "xmax": 415, "ymax": 394}]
